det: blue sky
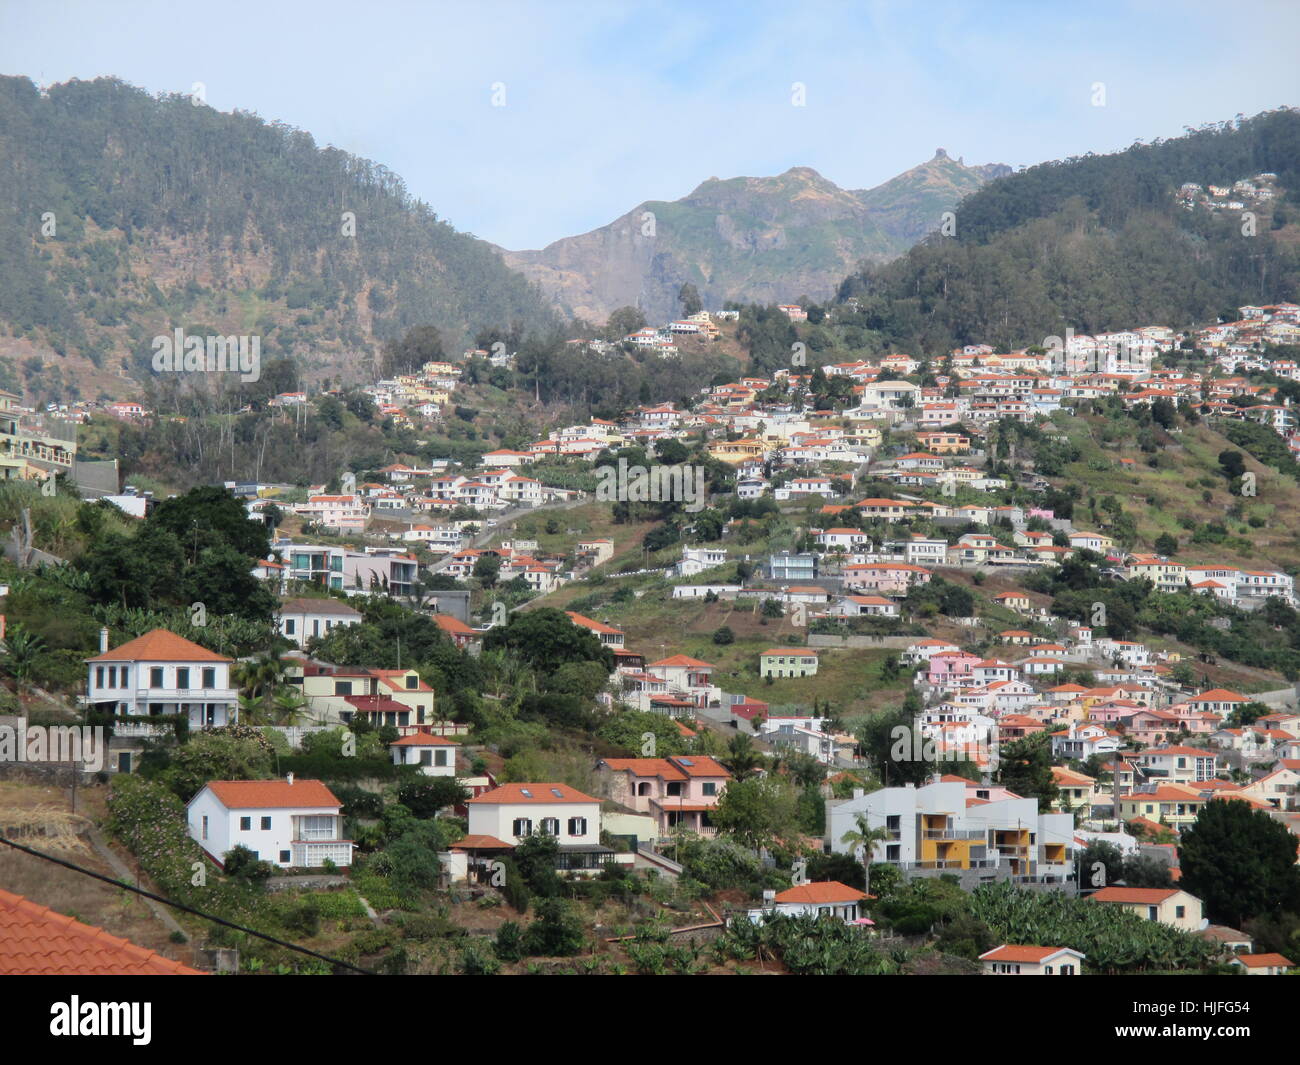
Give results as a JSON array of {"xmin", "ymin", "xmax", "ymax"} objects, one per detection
[{"xmin": 2, "ymin": 0, "xmax": 1298, "ymax": 249}]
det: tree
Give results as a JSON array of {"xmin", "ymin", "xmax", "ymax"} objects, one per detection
[
  {"xmin": 711, "ymin": 625, "xmax": 735, "ymax": 645},
  {"xmin": 382, "ymin": 325, "xmax": 444, "ymax": 377},
  {"xmin": 678, "ymin": 283, "xmax": 702, "ymax": 317},
  {"xmin": 1153, "ymin": 533, "xmax": 1178, "ymax": 557},
  {"xmin": 521, "ymin": 898, "xmax": 586, "ymax": 956},
  {"xmin": 712, "ymin": 776, "xmax": 801, "ymax": 850},
  {"xmin": 164, "ymin": 729, "xmax": 275, "ymax": 801},
  {"xmin": 723, "ymin": 732, "xmax": 763, "ymax": 781},
  {"xmin": 482, "ymin": 607, "xmax": 613, "ymax": 672},
  {"xmin": 1179, "ymin": 799, "xmax": 1300, "ymax": 927},
  {"xmin": 396, "ymin": 778, "xmax": 470, "ymax": 818},
  {"xmin": 840, "ymin": 813, "xmax": 892, "ymax": 898},
  {"xmin": 996, "ymin": 732, "xmax": 1058, "ymax": 808},
  {"xmin": 472, "ymin": 554, "xmax": 501, "ymax": 588},
  {"xmin": 0, "ymin": 623, "xmax": 46, "ymax": 695},
  {"xmin": 604, "ymin": 306, "xmax": 646, "ymax": 340}
]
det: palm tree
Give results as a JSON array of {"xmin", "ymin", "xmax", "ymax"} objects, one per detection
[
  {"xmin": 724, "ymin": 732, "xmax": 764, "ymax": 781},
  {"xmin": 270, "ymin": 687, "xmax": 310, "ymax": 727},
  {"xmin": 840, "ymin": 813, "xmax": 892, "ymax": 899}
]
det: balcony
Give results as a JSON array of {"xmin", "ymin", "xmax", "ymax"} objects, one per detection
[
  {"xmin": 291, "ymin": 840, "xmax": 353, "ymax": 868},
  {"xmin": 922, "ymin": 829, "xmax": 985, "ymax": 841}
]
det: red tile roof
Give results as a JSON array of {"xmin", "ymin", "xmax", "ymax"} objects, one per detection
[
  {"xmin": 201, "ymin": 779, "xmax": 340, "ymax": 809},
  {"xmin": 0, "ymin": 888, "xmax": 205, "ymax": 974},
  {"xmin": 87, "ymin": 628, "xmax": 231, "ymax": 663},
  {"xmin": 465, "ymin": 782, "xmax": 599, "ymax": 805},
  {"xmin": 979, "ymin": 944, "xmax": 1081, "ymax": 964},
  {"xmin": 774, "ymin": 881, "xmax": 869, "ymax": 904}
]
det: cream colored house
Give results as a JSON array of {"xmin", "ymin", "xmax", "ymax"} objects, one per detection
[{"xmin": 1089, "ymin": 887, "xmax": 1203, "ymax": 931}]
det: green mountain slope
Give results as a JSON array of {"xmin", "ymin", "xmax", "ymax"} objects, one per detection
[
  {"xmin": 0, "ymin": 76, "xmax": 559, "ymax": 400},
  {"xmin": 501, "ymin": 152, "xmax": 1009, "ymax": 325},
  {"xmin": 836, "ymin": 109, "xmax": 1300, "ymax": 353}
]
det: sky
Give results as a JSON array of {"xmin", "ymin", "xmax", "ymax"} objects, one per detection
[{"xmin": 2, "ymin": 0, "xmax": 1299, "ymax": 250}]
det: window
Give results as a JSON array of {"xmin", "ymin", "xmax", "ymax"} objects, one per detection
[
  {"xmin": 1175, "ymin": 905, "xmax": 1185, "ymax": 918},
  {"xmin": 420, "ymin": 750, "xmax": 433, "ymax": 766},
  {"xmin": 260, "ymin": 816, "xmax": 271, "ymax": 831},
  {"xmin": 512, "ymin": 818, "xmax": 532, "ymax": 837},
  {"xmin": 666, "ymin": 782, "xmax": 683, "ymax": 797},
  {"xmin": 1147, "ymin": 906, "xmax": 1158, "ymax": 921},
  {"xmin": 202, "ymin": 668, "xmax": 216, "ymax": 689},
  {"xmin": 150, "ymin": 667, "xmax": 164, "ymax": 688},
  {"xmin": 406, "ymin": 676, "xmax": 417, "ymax": 689},
  {"xmin": 540, "ymin": 818, "xmax": 559, "ymax": 836},
  {"xmin": 95, "ymin": 666, "xmax": 104, "ymax": 687},
  {"xmin": 201, "ymin": 815, "xmax": 208, "ymax": 840},
  {"xmin": 176, "ymin": 668, "xmax": 190, "ymax": 690},
  {"xmin": 285, "ymin": 619, "xmax": 296, "ymax": 635},
  {"xmin": 279, "ymin": 850, "xmax": 290, "ymax": 863},
  {"xmin": 434, "ymin": 750, "xmax": 448, "ymax": 767},
  {"xmin": 240, "ymin": 816, "xmax": 251, "ymax": 831},
  {"xmin": 702, "ymin": 782, "xmax": 717, "ymax": 796},
  {"xmin": 568, "ymin": 817, "xmax": 587, "ymax": 836},
  {"xmin": 335, "ymin": 681, "xmax": 353, "ymax": 696}
]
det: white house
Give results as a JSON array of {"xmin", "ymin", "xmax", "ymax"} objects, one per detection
[
  {"xmin": 464, "ymin": 782, "xmax": 617, "ymax": 873},
  {"xmin": 187, "ymin": 776, "xmax": 353, "ymax": 869},
  {"xmin": 276, "ymin": 597, "xmax": 363, "ymax": 649},
  {"xmin": 389, "ymin": 733, "xmax": 459, "ymax": 776},
  {"xmin": 746, "ymin": 881, "xmax": 870, "ymax": 924},
  {"xmin": 85, "ymin": 628, "xmax": 237, "ymax": 736},
  {"xmin": 979, "ymin": 945, "xmax": 1085, "ymax": 975}
]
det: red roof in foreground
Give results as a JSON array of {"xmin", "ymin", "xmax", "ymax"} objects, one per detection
[
  {"xmin": 0, "ymin": 888, "xmax": 204, "ymax": 975},
  {"xmin": 774, "ymin": 881, "xmax": 870, "ymax": 904},
  {"xmin": 466, "ymin": 782, "xmax": 599, "ymax": 805},
  {"xmin": 201, "ymin": 779, "xmax": 340, "ymax": 810}
]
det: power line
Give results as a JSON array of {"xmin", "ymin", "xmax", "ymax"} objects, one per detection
[{"xmin": 0, "ymin": 834, "xmax": 374, "ymax": 975}]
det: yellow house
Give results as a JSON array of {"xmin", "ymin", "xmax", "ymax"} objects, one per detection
[
  {"xmin": 1118, "ymin": 784, "xmax": 1206, "ymax": 829},
  {"xmin": 289, "ymin": 665, "xmax": 435, "ymax": 726},
  {"xmin": 708, "ymin": 438, "xmax": 766, "ymax": 465},
  {"xmin": 760, "ymin": 648, "xmax": 819, "ymax": 678},
  {"xmin": 1089, "ymin": 887, "xmax": 1202, "ymax": 931},
  {"xmin": 1051, "ymin": 766, "xmax": 1096, "ymax": 813}
]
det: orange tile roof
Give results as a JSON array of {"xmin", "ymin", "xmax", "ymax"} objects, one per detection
[
  {"xmin": 87, "ymin": 628, "xmax": 231, "ymax": 663},
  {"xmin": 1235, "ymin": 953, "xmax": 1293, "ymax": 968},
  {"xmin": 650, "ymin": 655, "xmax": 714, "ymax": 668},
  {"xmin": 466, "ymin": 782, "xmax": 599, "ymax": 805},
  {"xmin": 390, "ymin": 733, "xmax": 459, "ymax": 746},
  {"xmin": 434, "ymin": 614, "xmax": 477, "ymax": 635},
  {"xmin": 1090, "ymin": 887, "xmax": 1183, "ymax": 904},
  {"xmin": 201, "ymin": 779, "xmax": 340, "ymax": 809},
  {"xmin": 774, "ymin": 881, "xmax": 869, "ymax": 904},
  {"xmin": 0, "ymin": 888, "xmax": 205, "ymax": 975},
  {"xmin": 979, "ymin": 944, "xmax": 1081, "ymax": 964},
  {"xmin": 449, "ymin": 835, "xmax": 514, "ymax": 850}
]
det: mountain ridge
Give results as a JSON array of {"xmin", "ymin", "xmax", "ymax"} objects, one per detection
[{"xmin": 499, "ymin": 152, "xmax": 1011, "ymax": 324}]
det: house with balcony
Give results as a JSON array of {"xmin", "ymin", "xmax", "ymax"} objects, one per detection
[
  {"xmin": 287, "ymin": 664, "xmax": 435, "ymax": 727},
  {"xmin": 826, "ymin": 779, "xmax": 1074, "ymax": 885},
  {"xmin": 644, "ymin": 655, "xmax": 722, "ymax": 712},
  {"xmin": 187, "ymin": 776, "xmax": 353, "ymax": 869},
  {"xmin": 465, "ymin": 783, "xmax": 619, "ymax": 874},
  {"xmin": 84, "ymin": 629, "xmax": 237, "ymax": 737},
  {"xmin": 596, "ymin": 755, "xmax": 730, "ymax": 837},
  {"xmin": 1136, "ymin": 746, "xmax": 1217, "ymax": 784}
]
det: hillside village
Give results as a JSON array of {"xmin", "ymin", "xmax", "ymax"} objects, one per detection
[{"xmin": 5, "ymin": 290, "xmax": 1300, "ymax": 979}]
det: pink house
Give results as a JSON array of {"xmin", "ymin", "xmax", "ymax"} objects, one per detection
[
  {"xmin": 927, "ymin": 651, "xmax": 981, "ymax": 686},
  {"xmin": 596, "ymin": 755, "xmax": 731, "ymax": 837}
]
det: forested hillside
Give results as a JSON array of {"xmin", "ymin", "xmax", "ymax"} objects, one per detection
[
  {"xmin": 836, "ymin": 110, "xmax": 1300, "ymax": 353},
  {"xmin": 0, "ymin": 76, "xmax": 559, "ymax": 398}
]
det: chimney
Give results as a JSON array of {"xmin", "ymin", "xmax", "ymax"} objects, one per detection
[
  {"xmin": 99, "ymin": 628, "xmax": 109, "ymax": 654},
  {"xmin": 286, "ymin": 772, "xmax": 294, "ymax": 786}
]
